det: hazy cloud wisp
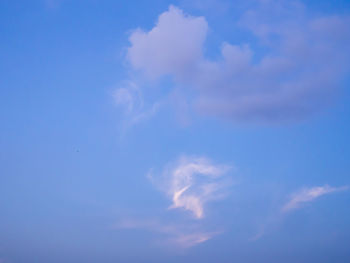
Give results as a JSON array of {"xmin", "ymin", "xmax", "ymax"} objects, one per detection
[
  {"xmin": 115, "ymin": 218, "xmax": 219, "ymax": 248},
  {"xmin": 282, "ymin": 185, "xmax": 349, "ymax": 212},
  {"xmin": 114, "ymin": 81, "xmax": 162, "ymax": 128}
]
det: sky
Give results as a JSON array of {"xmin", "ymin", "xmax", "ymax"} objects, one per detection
[{"xmin": 1, "ymin": 0, "xmax": 350, "ymax": 262}]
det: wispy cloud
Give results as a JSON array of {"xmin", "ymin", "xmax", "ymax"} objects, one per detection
[
  {"xmin": 149, "ymin": 156, "xmax": 231, "ymax": 219},
  {"xmin": 114, "ymin": 81, "xmax": 162, "ymax": 129},
  {"xmin": 282, "ymin": 185, "xmax": 349, "ymax": 212},
  {"xmin": 115, "ymin": 156, "xmax": 231, "ymax": 248},
  {"xmin": 168, "ymin": 231, "xmax": 219, "ymax": 248},
  {"xmin": 248, "ymin": 184, "xmax": 349, "ymax": 242},
  {"xmin": 126, "ymin": 3, "xmax": 350, "ymax": 123},
  {"xmin": 115, "ymin": 218, "xmax": 220, "ymax": 248}
]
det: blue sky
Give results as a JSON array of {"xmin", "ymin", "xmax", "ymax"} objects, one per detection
[{"xmin": 1, "ymin": 0, "xmax": 350, "ymax": 262}]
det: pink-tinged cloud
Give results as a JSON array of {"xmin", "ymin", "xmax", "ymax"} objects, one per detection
[
  {"xmin": 149, "ymin": 156, "xmax": 231, "ymax": 219},
  {"xmin": 282, "ymin": 185, "xmax": 349, "ymax": 212}
]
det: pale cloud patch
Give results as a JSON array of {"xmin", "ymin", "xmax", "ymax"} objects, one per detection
[
  {"xmin": 128, "ymin": 5, "xmax": 208, "ymax": 80},
  {"xmin": 149, "ymin": 156, "xmax": 231, "ymax": 219},
  {"xmin": 114, "ymin": 87, "xmax": 139, "ymax": 114},
  {"xmin": 114, "ymin": 81, "xmax": 162, "ymax": 128},
  {"xmin": 249, "ymin": 227, "xmax": 266, "ymax": 242},
  {"xmin": 282, "ymin": 185, "xmax": 349, "ymax": 212},
  {"xmin": 168, "ymin": 231, "xmax": 218, "ymax": 248},
  {"xmin": 114, "ymin": 218, "xmax": 220, "ymax": 248},
  {"xmin": 126, "ymin": 3, "xmax": 350, "ymax": 123}
]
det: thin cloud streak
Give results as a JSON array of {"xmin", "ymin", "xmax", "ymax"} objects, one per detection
[
  {"xmin": 114, "ymin": 218, "xmax": 220, "ymax": 248},
  {"xmin": 282, "ymin": 185, "xmax": 349, "ymax": 212},
  {"xmin": 249, "ymin": 184, "xmax": 349, "ymax": 241}
]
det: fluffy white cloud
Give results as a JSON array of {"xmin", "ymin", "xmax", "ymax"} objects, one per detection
[
  {"xmin": 282, "ymin": 185, "xmax": 348, "ymax": 212},
  {"xmin": 128, "ymin": 5, "xmax": 208, "ymax": 80},
  {"xmin": 127, "ymin": 3, "xmax": 350, "ymax": 123},
  {"xmin": 149, "ymin": 156, "xmax": 231, "ymax": 219}
]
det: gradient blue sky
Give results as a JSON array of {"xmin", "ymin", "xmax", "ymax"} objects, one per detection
[{"xmin": 1, "ymin": 0, "xmax": 350, "ymax": 262}]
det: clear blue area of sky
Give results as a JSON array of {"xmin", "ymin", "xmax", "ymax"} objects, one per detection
[{"xmin": 1, "ymin": 1, "xmax": 350, "ymax": 262}]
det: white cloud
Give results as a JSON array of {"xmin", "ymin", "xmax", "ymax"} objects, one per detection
[
  {"xmin": 150, "ymin": 156, "xmax": 231, "ymax": 219},
  {"xmin": 114, "ymin": 156, "xmax": 231, "ymax": 248},
  {"xmin": 115, "ymin": 156, "xmax": 230, "ymax": 248},
  {"xmin": 282, "ymin": 185, "xmax": 349, "ymax": 212},
  {"xmin": 128, "ymin": 5, "xmax": 208, "ymax": 80},
  {"xmin": 126, "ymin": 3, "xmax": 350, "ymax": 123}
]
